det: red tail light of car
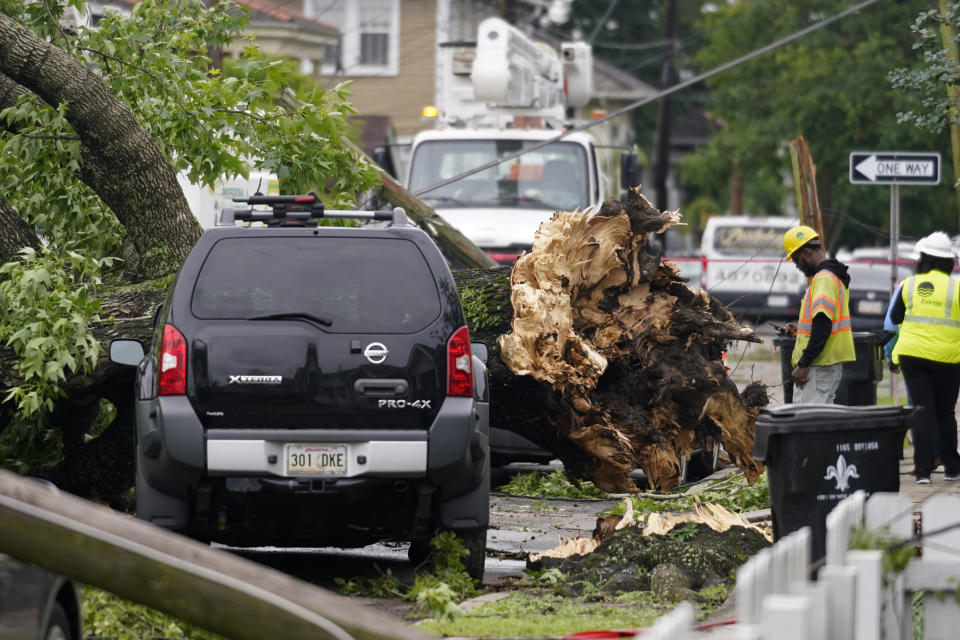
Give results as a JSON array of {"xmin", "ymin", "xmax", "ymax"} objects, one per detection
[
  {"xmin": 447, "ymin": 326, "xmax": 473, "ymax": 397},
  {"xmin": 158, "ymin": 324, "xmax": 187, "ymax": 395}
]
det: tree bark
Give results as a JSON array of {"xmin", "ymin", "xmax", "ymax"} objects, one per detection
[
  {"xmin": 0, "ymin": 14, "xmax": 201, "ymax": 280},
  {"xmin": 0, "ymin": 195, "xmax": 39, "ymax": 264}
]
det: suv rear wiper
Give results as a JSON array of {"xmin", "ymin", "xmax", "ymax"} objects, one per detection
[{"xmin": 246, "ymin": 312, "xmax": 333, "ymax": 328}]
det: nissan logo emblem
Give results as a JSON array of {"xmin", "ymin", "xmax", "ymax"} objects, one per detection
[{"xmin": 363, "ymin": 342, "xmax": 389, "ymax": 364}]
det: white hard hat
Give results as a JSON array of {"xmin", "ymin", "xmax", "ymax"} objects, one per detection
[{"xmin": 911, "ymin": 231, "xmax": 956, "ymax": 260}]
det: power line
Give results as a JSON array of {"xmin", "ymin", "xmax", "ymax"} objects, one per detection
[{"xmin": 413, "ymin": 0, "xmax": 885, "ymax": 198}]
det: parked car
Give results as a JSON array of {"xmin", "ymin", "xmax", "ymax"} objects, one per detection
[
  {"xmin": 0, "ymin": 480, "xmax": 82, "ymax": 640},
  {"xmin": 846, "ymin": 260, "xmax": 912, "ymax": 330},
  {"xmin": 0, "ymin": 554, "xmax": 81, "ymax": 640},
  {"xmin": 110, "ymin": 194, "xmax": 490, "ymax": 580}
]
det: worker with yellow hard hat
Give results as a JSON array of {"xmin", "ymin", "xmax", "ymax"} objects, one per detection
[
  {"xmin": 887, "ymin": 231, "xmax": 960, "ymax": 484},
  {"xmin": 780, "ymin": 225, "xmax": 855, "ymax": 403}
]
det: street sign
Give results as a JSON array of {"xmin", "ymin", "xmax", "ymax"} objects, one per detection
[{"xmin": 849, "ymin": 151, "xmax": 941, "ymax": 185}]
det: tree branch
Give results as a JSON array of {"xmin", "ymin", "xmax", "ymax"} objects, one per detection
[
  {"xmin": 0, "ymin": 14, "xmax": 203, "ymax": 279},
  {"xmin": 76, "ymin": 47, "xmax": 207, "ymax": 131}
]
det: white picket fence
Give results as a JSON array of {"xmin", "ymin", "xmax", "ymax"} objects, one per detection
[{"xmin": 640, "ymin": 491, "xmax": 960, "ymax": 639}]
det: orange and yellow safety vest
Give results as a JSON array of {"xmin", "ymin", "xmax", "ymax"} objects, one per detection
[{"xmin": 792, "ymin": 271, "xmax": 855, "ymax": 367}]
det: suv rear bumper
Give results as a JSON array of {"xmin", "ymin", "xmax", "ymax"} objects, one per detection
[
  {"xmin": 136, "ymin": 395, "xmax": 489, "ymax": 536},
  {"xmin": 206, "ymin": 438, "xmax": 427, "ymax": 476}
]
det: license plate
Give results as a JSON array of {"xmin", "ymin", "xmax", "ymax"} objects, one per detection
[
  {"xmin": 767, "ymin": 295, "xmax": 788, "ymax": 307},
  {"xmin": 858, "ymin": 300, "xmax": 885, "ymax": 315},
  {"xmin": 285, "ymin": 444, "xmax": 347, "ymax": 476}
]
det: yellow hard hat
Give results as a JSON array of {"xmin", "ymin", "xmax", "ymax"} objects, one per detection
[{"xmin": 784, "ymin": 225, "xmax": 819, "ymax": 259}]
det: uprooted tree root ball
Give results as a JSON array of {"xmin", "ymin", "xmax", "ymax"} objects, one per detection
[
  {"xmin": 457, "ymin": 187, "xmax": 768, "ymax": 492},
  {"xmin": 534, "ymin": 523, "xmax": 772, "ymax": 599}
]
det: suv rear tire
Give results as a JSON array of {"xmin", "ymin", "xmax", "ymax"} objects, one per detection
[{"xmin": 454, "ymin": 528, "xmax": 487, "ymax": 582}]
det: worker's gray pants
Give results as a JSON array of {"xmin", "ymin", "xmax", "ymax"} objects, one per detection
[{"xmin": 799, "ymin": 362, "xmax": 844, "ymax": 404}]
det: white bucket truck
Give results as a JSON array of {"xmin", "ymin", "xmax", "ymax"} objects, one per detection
[{"xmin": 406, "ymin": 18, "xmax": 637, "ymax": 264}]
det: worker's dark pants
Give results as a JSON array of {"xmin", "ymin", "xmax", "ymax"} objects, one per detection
[{"xmin": 899, "ymin": 356, "xmax": 960, "ymax": 478}]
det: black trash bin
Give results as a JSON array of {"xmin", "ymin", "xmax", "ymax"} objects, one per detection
[
  {"xmin": 753, "ymin": 404, "xmax": 911, "ymax": 565},
  {"xmin": 773, "ymin": 331, "xmax": 885, "ymax": 405}
]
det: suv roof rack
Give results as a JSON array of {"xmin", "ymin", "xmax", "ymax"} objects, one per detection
[{"xmin": 217, "ymin": 192, "xmax": 410, "ymax": 227}]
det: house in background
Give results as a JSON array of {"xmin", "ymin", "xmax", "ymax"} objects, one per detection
[{"xmin": 83, "ymin": 0, "xmax": 340, "ymax": 70}]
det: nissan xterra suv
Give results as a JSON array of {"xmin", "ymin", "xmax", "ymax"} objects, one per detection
[{"xmin": 110, "ymin": 194, "xmax": 490, "ymax": 579}]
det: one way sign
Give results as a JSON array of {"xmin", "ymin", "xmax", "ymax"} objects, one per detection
[{"xmin": 849, "ymin": 151, "xmax": 941, "ymax": 185}]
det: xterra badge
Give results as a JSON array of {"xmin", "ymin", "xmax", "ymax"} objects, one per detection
[
  {"xmin": 379, "ymin": 399, "xmax": 432, "ymax": 409},
  {"xmin": 228, "ymin": 375, "xmax": 282, "ymax": 385}
]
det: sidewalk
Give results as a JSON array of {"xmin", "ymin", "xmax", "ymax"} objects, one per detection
[{"xmin": 897, "ymin": 436, "xmax": 960, "ymax": 504}]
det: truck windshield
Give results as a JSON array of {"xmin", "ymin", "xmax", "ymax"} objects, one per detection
[
  {"xmin": 409, "ymin": 140, "xmax": 590, "ymax": 211},
  {"xmin": 710, "ymin": 226, "xmax": 790, "ymax": 259}
]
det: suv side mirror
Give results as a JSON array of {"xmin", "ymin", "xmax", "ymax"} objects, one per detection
[
  {"xmin": 620, "ymin": 152, "xmax": 639, "ymax": 190},
  {"xmin": 110, "ymin": 339, "xmax": 145, "ymax": 367},
  {"xmin": 471, "ymin": 341, "xmax": 488, "ymax": 364}
]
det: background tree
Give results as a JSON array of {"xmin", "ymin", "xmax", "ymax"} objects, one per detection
[
  {"xmin": 890, "ymin": 0, "xmax": 960, "ymax": 232},
  {"xmin": 547, "ymin": 0, "xmax": 714, "ymax": 164},
  {"xmin": 683, "ymin": 0, "xmax": 956, "ymax": 249},
  {"xmin": 0, "ymin": 0, "xmax": 379, "ymax": 495}
]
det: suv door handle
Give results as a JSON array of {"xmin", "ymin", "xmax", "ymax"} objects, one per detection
[{"xmin": 354, "ymin": 379, "xmax": 409, "ymax": 397}]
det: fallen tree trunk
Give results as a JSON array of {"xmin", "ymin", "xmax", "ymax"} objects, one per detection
[
  {"xmin": 6, "ymin": 186, "xmax": 766, "ymax": 501},
  {"xmin": 457, "ymin": 188, "xmax": 767, "ymax": 492}
]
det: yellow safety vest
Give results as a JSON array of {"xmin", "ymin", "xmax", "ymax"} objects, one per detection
[
  {"xmin": 891, "ymin": 271, "xmax": 960, "ymax": 365},
  {"xmin": 792, "ymin": 271, "xmax": 855, "ymax": 367}
]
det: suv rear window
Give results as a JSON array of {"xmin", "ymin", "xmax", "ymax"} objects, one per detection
[{"xmin": 190, "ymin": 236, "xmax": 442, "ymax": 333}]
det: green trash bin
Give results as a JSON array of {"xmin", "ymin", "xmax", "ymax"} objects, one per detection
[
  {"xmin": 753, "ymin": 404, "xmax": 911, "ymax": 565},
  {"xmin": 773, "ymin": 331, "xmax": 884, "ymax": 405}
]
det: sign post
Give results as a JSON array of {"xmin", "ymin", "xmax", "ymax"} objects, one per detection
[
  {"xmin": 849, "ymin": 151, "xmax": 942, "ymax": 292},
  {"xmin": 849, "ymin": 151, "xmax": 941, "ymax": 402}
]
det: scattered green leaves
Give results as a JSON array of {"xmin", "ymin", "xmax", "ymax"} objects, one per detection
[
  {"xmin": 666, "ymin": 522, "xmax": 700, "ymax": 543},
  {"xmin": 82, "ymin": 586, "xmax": 224, "ymax": 640},
  {"xmin": 334, "ymin": 530, "xmax": 481, "ymax": 619},
  {"xmin": 605, "ymin": 471, "xmax": 770, "ymax": 519},
  {"xmin": 498, "ymin": 470, "xmax": 608, "ymax": 500}
]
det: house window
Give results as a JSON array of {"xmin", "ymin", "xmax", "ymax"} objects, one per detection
[{"xmin": 310, "ymin": 0, "xmax": 399, "ymax": 76}]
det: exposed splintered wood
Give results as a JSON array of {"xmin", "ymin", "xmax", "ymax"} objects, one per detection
[{"xmin": 491, "ymin": 187, "xmax": 765, "ymax": 492}]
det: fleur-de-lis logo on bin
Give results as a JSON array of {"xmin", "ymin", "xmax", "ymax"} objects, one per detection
[{"xmin": 824, "ymin": 454, "xmax": 860, "ymax": 491}]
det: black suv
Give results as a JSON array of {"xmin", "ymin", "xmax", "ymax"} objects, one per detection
[{"xmin": 110, "ymin": 194, "xmax": 490, "ymax": 579}]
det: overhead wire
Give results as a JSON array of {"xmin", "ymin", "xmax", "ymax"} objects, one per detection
[{"xmin": 411, "ymin": 0, "xmax": 886, "ymax": 198}]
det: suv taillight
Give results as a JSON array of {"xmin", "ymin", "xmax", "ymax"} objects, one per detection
[
  {"xmin": 158, "ymin": 324, "xmax": 187, "ymax": 396},
  {"xmin": 447, "ymin": 326, "xmax": 473, "ymax": 397}
]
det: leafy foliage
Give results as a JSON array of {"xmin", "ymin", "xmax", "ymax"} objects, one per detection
[
  {"xmin": 82, "ymin": 586, "xmax": 224, "ymax": 640},
  {"xmin": 848, "ymin": 524, "xmax": 917, "ymax": 576},
  {"xmin": 0, "ymin": 97, "xmax": 124, "ymax": 259},
  {"xmin": 666, "ymin": 521, "xmax": 699, "ymax": 542},
  {"xmin": 683, "ymin": 0, "xmax": 956, "ymax": 246},
  {"xmin": 890, "ymin": 4, "xmax": 960, "ymax": 134},
  {"xmin": 605, "ymin": 470, "xmax": 770, "ymax": 519},
  {"xmin": 335, "ymin": 530, "xmax": 481, "ymax": 619},
  {"xmin": 72, "ymin": 0, "xmax": 377, "ymax": 202},
  {"xmin": 0, "ymin": 248, "xmax": 115, "ymax": 470},
  {"xmin": 497, "ymin": 470, "xmax": 609, "ymax": 499},
  {"xmin": 0, "ymin": 0, "xmax": 378, "ymax": 471}
]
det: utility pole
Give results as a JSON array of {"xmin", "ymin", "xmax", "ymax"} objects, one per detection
[{"xmin": 653, "ymin": 0, "xmax": 678, "ymax": 215}]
